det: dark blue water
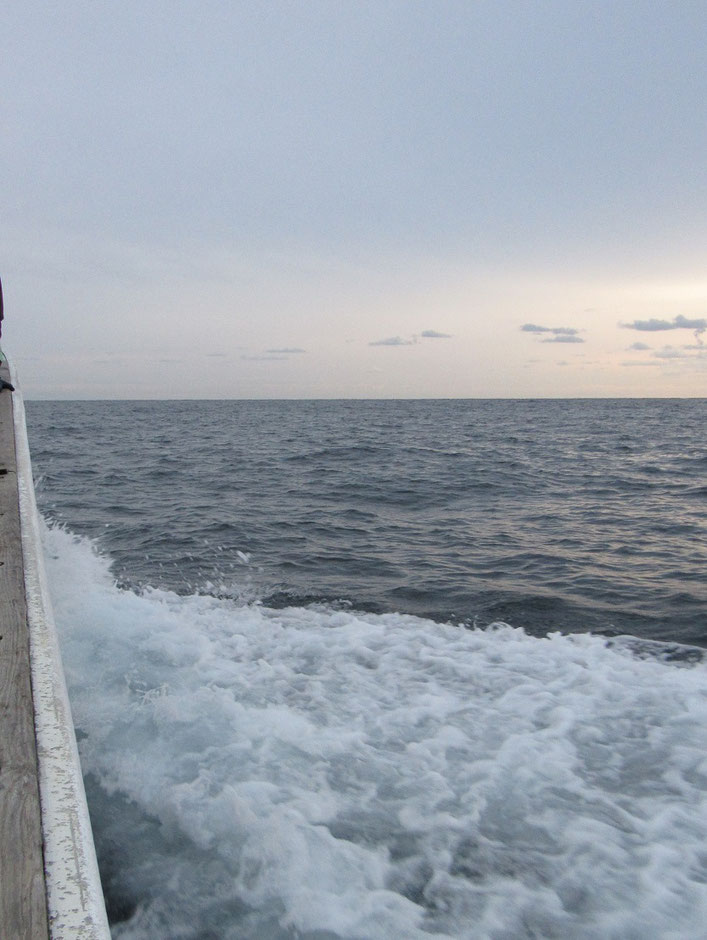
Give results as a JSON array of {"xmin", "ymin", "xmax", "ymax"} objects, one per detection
[
  {"xmin": 24, "ymin": 398, "xmax": 707, "ymax": 938},
  {"xmin": 27, "ymin": 398, "xmax": 707, "ymax": 646}
]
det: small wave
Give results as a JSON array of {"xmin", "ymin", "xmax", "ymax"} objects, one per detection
[
  {"xmin": 285, "ymin": 444, "xmax": 382, "ymax": 463},
  {"xmin": 607, "ymin": 635, "xmax": 706, "ymax": 665}
]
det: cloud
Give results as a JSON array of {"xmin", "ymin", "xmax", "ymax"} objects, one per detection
[
  {"xmin": 541, "ymin": 334, "xmax": 584, "ymax": 344},
  {"xmin": 205, "ymin": 352, "xmax": 229, "ymax": 358},
  {"xmin": 621, "ymin": 361, "xmax": 661, "ymax": 367},
  {"xmin": 652, "ymin": 347, "xmax": 688, "ymax": 359},
  {"xmin": 369, "ymin": 330, "xmax": 451, "ymax": 346},
  {"xmin": 628, "ymin": 342, "xmax": 651, "ymax": 351},
  {"xmin": 521, "ymin": 323, "xmax": 580, "ymax": 336},
  {"xmin": 369, "ymin": 336, "xmax": 416, "ymax": 346},
  {"xmin": 621, "ymin": 315, "xmax": 707, "ymax": 332},
  {"xmin": 241, "ymin": 354, "xmax": 287, "ymax": 361},
  {"xmin": 622, "ymin": 318, "xmax": 673, "ymax": 331},
  {"xmin": 241, "ymin": 346, "xmax": 307, "ymax": 361},
  {"xmin": 674, "ymin": 315, "xmax": 707, "ymax": 331}
]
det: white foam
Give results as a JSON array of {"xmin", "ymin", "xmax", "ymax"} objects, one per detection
[{"xmin": 43, "ymin": 524, "xmax": 707, "ymax": 939}]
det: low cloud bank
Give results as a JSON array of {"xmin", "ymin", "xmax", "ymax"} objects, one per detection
[
  {"xmin": 521, "ymin": 323, "xmax": 580, "ymax": 336},
  {"xmin": 369, "ymin": 330, "xmax": 452, "ymax": 346},
  {"xmin": 520, "ymin": 323, "xmax": 584, "ymax": 344},
  {"xmin": 369, "ymin": 336, "xmax": 415, "ymax": 347},
  {"xmin": 621, "ymin": 315, "xmax": 706, "ymax": 332},
  {"xmin": 541, "ymin": 335, "xmax": 584, "ymax": 344},
  {"xmin": 241, "ymin": 354, "xmax": 287, "ymax": 362}
]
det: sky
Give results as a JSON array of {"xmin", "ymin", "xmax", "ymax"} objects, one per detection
[{"xmin": 2, "ymin": 0, "xmax": 706, "ymax": 399}]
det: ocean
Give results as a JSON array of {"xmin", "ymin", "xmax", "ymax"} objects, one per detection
[{"xmin": 26, "ymin": 398, "xmax": 707, "ymax": 938}]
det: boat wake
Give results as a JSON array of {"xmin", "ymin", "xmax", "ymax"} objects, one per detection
[{"xmin": 43, "ymin": 523, "xmax": 707, "ymax": 939}]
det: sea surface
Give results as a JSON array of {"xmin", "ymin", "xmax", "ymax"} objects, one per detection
[{"xmin": 26, "ymin": 398, "xmax": 707, "ymax": 938}]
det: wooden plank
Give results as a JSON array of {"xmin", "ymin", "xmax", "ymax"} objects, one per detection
[{"xmin": 0, "ymin": 358, "xmax": 49, "ymax": 938}]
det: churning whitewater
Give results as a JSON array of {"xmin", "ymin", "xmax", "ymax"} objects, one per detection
[{"xmin": 44, "ymin": 524, "xmax": 707, "ymax": 939}]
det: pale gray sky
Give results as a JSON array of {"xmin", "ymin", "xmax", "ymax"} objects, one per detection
[{"xmin": 2, "ymin": 0, "xmax": 706, "ymax": 398}]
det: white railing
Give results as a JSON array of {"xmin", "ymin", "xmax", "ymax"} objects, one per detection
[{"xmin": 10, "ymin": 363, "xmax": 111, "ymax": 939}]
